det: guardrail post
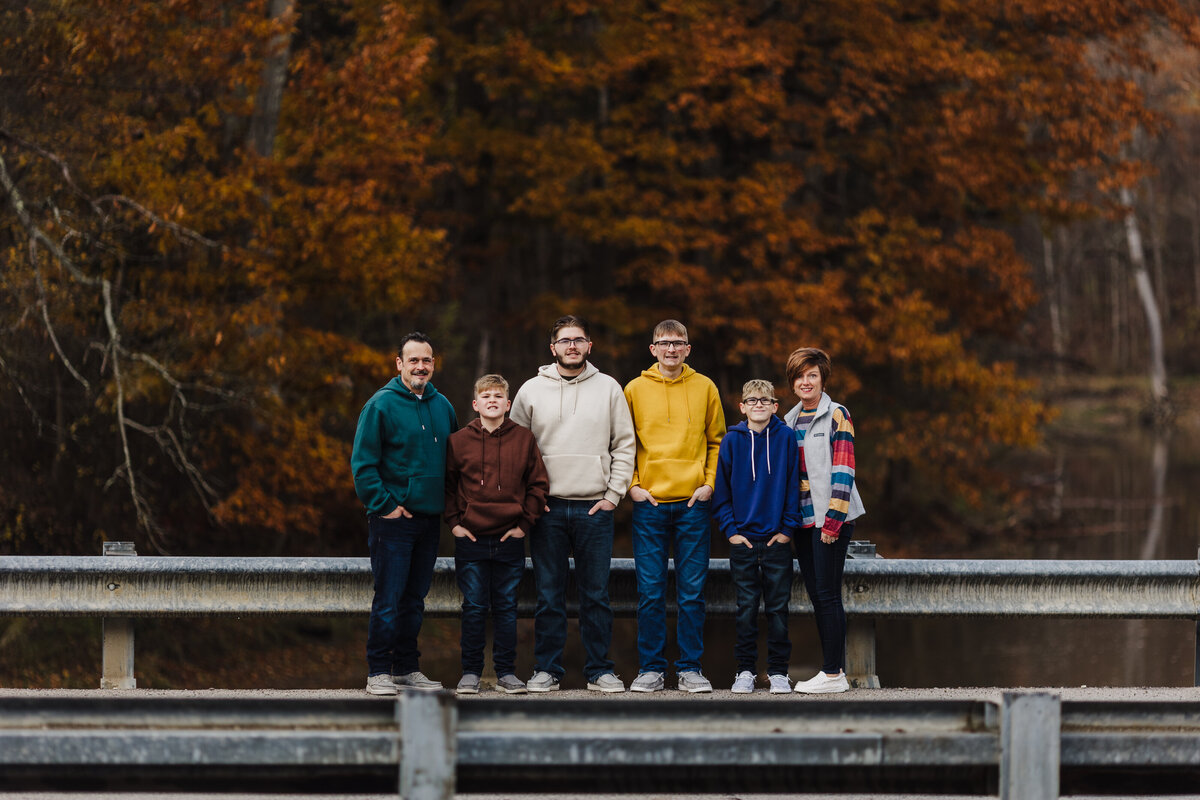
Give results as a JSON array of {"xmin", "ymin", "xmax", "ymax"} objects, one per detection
[
  {"xmin": 100, "ymin": 541, "xmax": 137, "ymax": 690},
  {"xmin": 999, "ymin": 691, "xmax": 1060, "ymax": 800},
  {"xmin": 399, "ymin": 691, "xmax": 456, "ymax": 800},
  {"xmin": 845, "ymin": 540, "xmax": 881, "ymax": 689}
]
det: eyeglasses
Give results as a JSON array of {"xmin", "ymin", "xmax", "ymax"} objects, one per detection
[
  {"xmin": 553, "ymin": 337, "xmax": 589, "ymax": 347},
  {"xmin": 742, "ymin": 397, "xmax": 777, "ymax": 406},
  {"xmin": 652, "ymin": 340, "xmax": 689, "ymax": 350}
]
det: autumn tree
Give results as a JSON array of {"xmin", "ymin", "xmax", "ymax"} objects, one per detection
[
  {"xmin": 0, "ymin": 0, "xmax": 443, "ymax": 554},
  {"xmin": 416, "ymin": 0, "xmax": 1197, "ymax": 521}
]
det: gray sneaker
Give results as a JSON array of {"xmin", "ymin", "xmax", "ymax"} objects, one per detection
[
  {"xmin": 587, "ymin": 672, "xmax": 626, "ymax": 693},
  {"xmin": 393, "ymin": 670, "xmax": 442, "ymax": 691},
  {"xmin": 677, "ymin": 670, "xmax": 713, "ymax": 693},
  {"xmin": 366, "ymin": 674, "xmax": 398, "ymax": 696},
  {"xmin": 495, "ymin": 674, "xmax": 528, "ymax": 694},
  {"xmin": 630, "ymin": 671, "xmax": 665, "ymax": 693},
  {"xmin": 526, "ymin": 671, "xmax": 561, "ymax": 693},
  {"xmin": 455, "ymin": 674, "xmax": 480, "ymax": 695},
  {"xmin": 730, "ymin": 670, "xmax": 756, "ymax": 694}
]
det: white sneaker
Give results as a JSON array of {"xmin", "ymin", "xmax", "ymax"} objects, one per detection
[
  {"xmin": 587, "ymin": 672, "xmax": 626, "ymax": 693},
  {"xmin": 366, "ymin": 674, "xmax": 398, "ymax": 696},
  {"xmin": 630, "ymin": 671, "xmax": 665, "ymax": 693},
  {"xmin": 794, "ymin": 670, "xmax": 849, "ymax": 694},
  {"xmin": 677, "ymin": 670, "xmax": 713, "ymax": 693},
  {"xmin": 730, "ymin": 670, "xmax": 755, "ymax": 694},
  {"xmin": 768, "ymin": 674, "xmax": 792, "ymax": 694},
  {"xmin": 393, "ymin": 670, "xmax": 442, "ymax": 691},
  {"xmin": 527, "ymin": 671, "xmax": 561, "ymax": 692}
]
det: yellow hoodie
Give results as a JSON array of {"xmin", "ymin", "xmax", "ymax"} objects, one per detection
[{"xmin": 623, "ymin": 364, "xmax": 726, "ymax": 502}]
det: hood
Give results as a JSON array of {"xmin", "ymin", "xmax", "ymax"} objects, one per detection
[
  {"xmin": 384, "ymin": 375, "xmax": 440, "ymax": 401},
  {"xmin": 637, "ymin": 363, "xmax": 697, "ymax": 384},
  {"xmin": 535, "ymin": 361, "xmax": 600, "ymax": 383},
  {"xmin": 466, "ymin": 417, "xmax": 517, "ymax": 437},
  {"xmin": 729, "ymin": 415, "xmax": 790, "ymax": 481},
  {"xmin": 636, "ymin": 363, "xmax": 698, "ymax": 423}
]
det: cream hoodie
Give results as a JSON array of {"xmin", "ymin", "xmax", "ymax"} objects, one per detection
[{"xmin": 510, "ymin": 362, "xmax": 636, "ymax": 506}]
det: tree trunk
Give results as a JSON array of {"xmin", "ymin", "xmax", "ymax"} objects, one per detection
[
  {"xmin": 248, "ymin": 0, "xmax": 295, "ymax": 158},
  {"xmin": 1119, "ymin": 186, "xmax": 1170, "ymax": 418},
  {"xmin": 1109, "ymin": 250, "xmax": 1123, "ymax": 370},
  {"xmin": 1191, "ymin": 192, "xmax": 1200, "ymax": 309},
  {"xmin": 1042, "ymin": 232, "xmax": 1065, "ymax": 380}
]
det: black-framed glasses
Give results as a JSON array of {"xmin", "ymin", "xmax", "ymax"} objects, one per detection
[
  {"xmin": 742, "ymin": 397, "xmax": 777, "ymax": 406},
  {"xmin": 553, "ymin": 337, "xmax": 589, "ymax": 347},
  {"xmin": 652, "ymin": 340, "xmax": 689, "ymax": 350}
]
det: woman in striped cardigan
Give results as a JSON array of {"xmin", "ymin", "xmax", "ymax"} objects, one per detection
[{"xmin": 783, "ymin": 347, "xmax": 866, "ymax": 694}]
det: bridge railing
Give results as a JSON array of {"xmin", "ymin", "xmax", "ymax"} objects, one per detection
[
  {"xmin": 1, "ymin": 543, "xmax": 1198, "ymax": 689},
  {"xmin": 4, "ymin": 691, "xmax": 1200, "ymax": 799}
]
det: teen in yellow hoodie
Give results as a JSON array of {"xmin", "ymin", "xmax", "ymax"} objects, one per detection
[{"xmin": 623, "ymin": 320, "xmax": 725, "ymax": 693}]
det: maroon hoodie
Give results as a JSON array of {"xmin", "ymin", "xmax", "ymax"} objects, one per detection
[{"xmin": 444, "ymin": 418, "xmax": 550, "ymax": 537}]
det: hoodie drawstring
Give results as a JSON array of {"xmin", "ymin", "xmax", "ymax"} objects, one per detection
[
  {"xmin": 478, "ymin": 424, "xmax": 503, "ymax": 490},
  {"xmin": 748, "ymin": 425, "xmax": 774, "ymax": 482}
]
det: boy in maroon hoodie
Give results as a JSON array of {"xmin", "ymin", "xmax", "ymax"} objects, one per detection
[{"xmin": 445, "ymin": 374, "xmax": 550, "ymax": 694}]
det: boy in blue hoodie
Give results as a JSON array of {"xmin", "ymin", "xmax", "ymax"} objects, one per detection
[{"xmin": 712, "ymin": 379, "xmax": 802, "ymax": 694}]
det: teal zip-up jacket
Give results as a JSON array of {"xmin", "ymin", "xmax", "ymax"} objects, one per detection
[{"xmin": 351, "ymin": 376, "xmax": 458, "ymax": 517}]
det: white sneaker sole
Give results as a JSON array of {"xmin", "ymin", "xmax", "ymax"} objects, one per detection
[
  {"xmin": 587, "ymin": 683, "xmax": 626, "ymax": 693},
  {"xmin": 794, "ymin": 683, "xmax": 849, "ymax": 694},
  {"xmin": 527, "ymin": 683, "xmax": 560, "ymax": 693},
  {"xmin": 770, "ymin": 686, "xmax": 792, "ymax": 694},
  {"xmin": 456, "ymin": 686, "xmax": 479, "ymax": 695},
  {"xmin": 630, "ymin": 682, "xmax": 663, "ymax": 693},
  {"xmin": 730, "ymin": 686, "xmax": 754, "ymax": 694},
  {"xmin": 365, "ymin": 685, "xmax": 398, "ymax": 696},
  {"xmin": 496, "ymin": 685, "xmax": 528, "ymax": 695},
  {"xmin": 678, "ymin": 684, "xmax": 712, "ymax": 694}
]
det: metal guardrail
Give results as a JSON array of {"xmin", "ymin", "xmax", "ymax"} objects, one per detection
[
  {"xmin": 3, "ymin": 692, "xmax": 1200, "ymax": 798},
  {"xmin": 4, "ymin": 551, "xmax": 1198, "ymax": 617},
  {"xmin": 1, "ymin": 546, "xmax": 1198, "ymax": 689}
]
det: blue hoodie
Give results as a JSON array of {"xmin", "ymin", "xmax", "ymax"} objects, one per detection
[
  {"xmin": 351, "ymin": 376, "xmax": 458, "ymax": 517},
  {"xmin": 712, "ymin": 415, "xmax": 803, "ymax": 542}
]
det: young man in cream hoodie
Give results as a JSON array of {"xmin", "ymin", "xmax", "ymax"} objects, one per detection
[
  {"xmin": 623, "ymin": 319, "xmax": 726, "ymax": 693},
  {"xmin": 510, "ymin": 315, "xmax": 636, "ymax": 693}
]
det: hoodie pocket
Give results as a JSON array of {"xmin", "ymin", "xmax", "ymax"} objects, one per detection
[
  {"xmin": 398, "ymin": 475, "xmax": 445, "ymax": 514},
  {"xmin": 462, "ymin": 501, "xmax": 525, "ymax": 535},
  {"xmin": 541, "ymin": 454, "xmax": 608, "ymax": 498},
  {"xmin": 643, "ymin": 458, "xmax": 706, "ymax": 499}
]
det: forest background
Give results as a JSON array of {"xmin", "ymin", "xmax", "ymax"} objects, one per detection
[{"xmin": 2, "ymin": 0, "xmax": 1200, "ymax": 566}]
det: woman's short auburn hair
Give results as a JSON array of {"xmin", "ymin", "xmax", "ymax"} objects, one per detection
[{"xmin": 785, "ymin": 347, "xmax": 831, "ymax": 388}]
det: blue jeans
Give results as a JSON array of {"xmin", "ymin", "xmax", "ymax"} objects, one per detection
[
  {"xmin": 729, "ymin": 539, "xmax": 794, "ymax": 676},
  {"xmin": 366, "ymin": 513, "xmax": 440, "ymax": 676},
  {"xmin": 529, "ymin": 498, "xmax": 615, "ymax": 682},
  {"xmin": 795, "ymin": 522, "xmax": 855, "ymax": 674},
  {"xmin": 456, "ymin": 535, "xmax": 525, "ymax": 676},
  {"xmin": 631, "ymin": 499, "xmax": 712, "ymax": 674}
]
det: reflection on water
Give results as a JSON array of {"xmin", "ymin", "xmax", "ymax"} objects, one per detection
[{"xmin": 874, "ymin": 423, "xmax": 1200, "ymax": 689}]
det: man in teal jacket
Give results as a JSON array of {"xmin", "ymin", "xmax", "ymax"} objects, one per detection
[{"xmin": 352, "ymin": 332, "xmax": 457, "ymax": 695}]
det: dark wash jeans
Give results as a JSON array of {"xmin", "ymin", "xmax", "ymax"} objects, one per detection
[
  {"xmin": 795, "ymin": 522, "xmax": 855, "ymax": 674},
  {"xmin": 366, "ymin": 513, "xmax": 441, "ymax": 677},
  {"xmin": 529, "ymin": 498, "xmax": 615, "ymax": 682},
  {"xmin": 729, "ymin": 538, "xmax": 794, "ymax": 676},
  {"xmin": 455, "ymin": 535, "xmax": 525, "ymax": 677},
  {"xmin": 631, "ymin": 499, "xmax": 712, "ymax": 674}
]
